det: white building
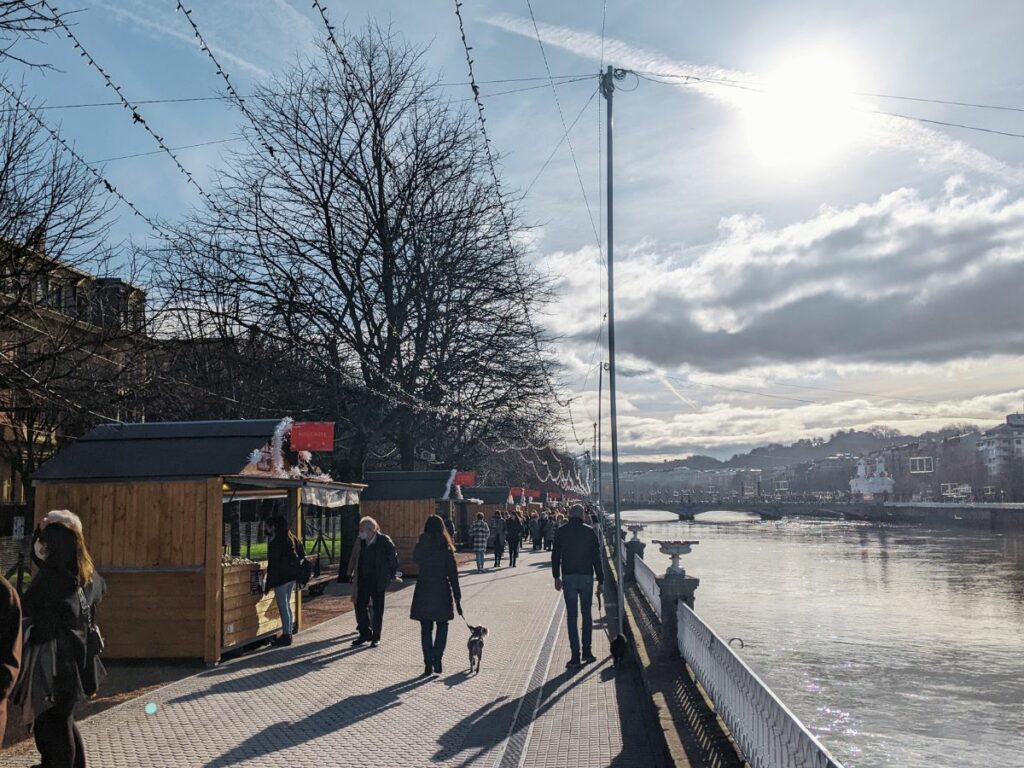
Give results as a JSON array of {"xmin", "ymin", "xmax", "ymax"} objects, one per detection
[
  {"xmin": 977, "ymin": 413, "xmax": 1024, "ymax": 476},
  {"xmin": 850, "ymin": 456, "xmax": 895, "ymax": 499}
]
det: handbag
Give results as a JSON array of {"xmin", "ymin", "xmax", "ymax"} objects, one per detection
[{"xmin": 77, "ymin": 588, "xmax": 106, "ymax": 697}]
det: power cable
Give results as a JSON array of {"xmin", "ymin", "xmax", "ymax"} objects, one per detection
[
  {"xmin": 0, "ymin": 81, "xmax": 165, "ymax": 235},
  {"xmin": 524, "ymin": 0, "xmax": 601, "ymax": 249},
  {"xmin": 639, "ymin": 70, "xmax": 1024, "ymax": 141},
  {"xmin": 520, "ymin": 85, "xmax": 598, "ymax": 198},
  {"xmin": 42, "ymin": 0, "xmax": 218, "ymax": 210},
  {"xmin": 92, "ymin": 137, "xmax": 239, "ymax": 164}
]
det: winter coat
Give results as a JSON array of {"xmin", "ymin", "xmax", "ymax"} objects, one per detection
[
  {"xmin": 0, "ymin": 576, "xmax": 21, "ymax": 741},
  {"xmin": 19, "ymin": 566, "xmax": 105, "ymax": 706},
  {"xmin": 346, "ymin": 533, "xmax": 399, "ymax": 606},
  {"xmin": 470, "ymin": 520, "xmax": 490, "ymax": 552},
  {"xmin": 409, "ymin": 536, "xmax": 462, "ymax": 623},
  {"xmin": 491, "ymin": 517, "xmax": 506, "ymax": 545},
  {"xmin": 551, "ymin": 518, "xmax": 604, "ymax": 582},
  {"xmin": 505, "ymin": 517, "xmax": 523, "ymax": 544},
  {"xmin": 529, "ymin": 518, "xmax": 542, "ymax": 539},
  {"xmin": 265, "ymin": 534, "xmax": 305, "ymax": 591},
  {"xmin": 543, "ymin": 518, "xmax": 556, "ymax": 544}
]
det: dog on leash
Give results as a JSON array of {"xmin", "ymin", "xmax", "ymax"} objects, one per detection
[
  {"xmin": 610, "ymin": 633, "xmax": 628, "ymax": 667},
  {"xmin": 467, "ymin": 625, "xmax": 488, "ymax": 673}
]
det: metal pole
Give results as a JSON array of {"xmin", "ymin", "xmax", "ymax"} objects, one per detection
[
  {"xmin": 597, "ymin": 363, "xmax": 603, "ymax": 515},
  {"xmin": 601, "ymin": 65, "xmax": 625, "ymax": 636}
]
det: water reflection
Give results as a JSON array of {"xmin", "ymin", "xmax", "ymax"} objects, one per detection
[{"xmin": 621, "ymin": 511, "xmax": 1024, "ymax": 768}]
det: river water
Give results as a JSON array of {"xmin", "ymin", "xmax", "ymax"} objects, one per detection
[{"xmin": 622, "ymin": 510, "xmax": 1024, "ymax": 768}]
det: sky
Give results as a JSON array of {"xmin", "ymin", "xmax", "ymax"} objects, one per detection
[{"xmin": 6, "ymin": 0, "xmax": 1024, "ymax": 460}]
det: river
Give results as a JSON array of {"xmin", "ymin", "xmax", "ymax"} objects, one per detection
[{"xmin": 621, "ymin": 510, "xmax": 1024, "ymax": 768}]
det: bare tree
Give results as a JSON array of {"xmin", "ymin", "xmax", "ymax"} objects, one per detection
[
  {"xmin": 0, "ymin": 83, "xmax": 144, "ymax": 504},
  {"xmin": 0, "ymin": 1, "xmax": 62, "ymax": 68},
  {"xmin": 158, "ymin": 26, "xmax": 557, "ymax": 476}
]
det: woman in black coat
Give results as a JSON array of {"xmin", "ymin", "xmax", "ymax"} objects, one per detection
[
  {"xmin": 410, "ymin": 515, "xmax": 462, "ymax": 676},
  {"xmin": 23, "ymin": 516, "xmax": 104, "ymax": 768},
  {"xmin": 505, "ymin": 513, "xmax": 523, "ymax": 568},
  {"xmin": 263, "ymin": 515, "xmax": 305, "ymax": 647}
]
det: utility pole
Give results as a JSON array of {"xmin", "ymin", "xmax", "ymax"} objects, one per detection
[
  {"xmin": 601, "ymin": 65, "xmax": 626, "ymax": 637},
  {"xmin": 597, "ymin": 362, "xmax": 604, "ymax": 515}
]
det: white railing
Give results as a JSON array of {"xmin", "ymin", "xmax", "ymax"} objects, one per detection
[
  {"xmin": 633, "ymin": 556, "xmax": 661, "ymax": 621},
  {"xmin": 677, "ymin": 602, "xmax": 844, "ymax": 768}
]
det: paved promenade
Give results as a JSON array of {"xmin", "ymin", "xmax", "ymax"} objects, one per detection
[{"xmin": 3, "ymin": 548, "xmax": 667, "ymax": 768}]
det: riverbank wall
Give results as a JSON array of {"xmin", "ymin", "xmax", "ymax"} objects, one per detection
[{"xmin": 838, "ymin": 502, "xmax": 1024, "ymax": 532}]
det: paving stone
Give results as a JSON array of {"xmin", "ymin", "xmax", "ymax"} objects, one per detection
[{"xmin": 2, "ymin": 550, "xmax": 667, "ymax": 768}]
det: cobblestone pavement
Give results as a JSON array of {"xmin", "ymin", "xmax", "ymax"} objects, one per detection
[{"xmin": 2, "ymin": 548, "xmax": 666, "ymax": 768}]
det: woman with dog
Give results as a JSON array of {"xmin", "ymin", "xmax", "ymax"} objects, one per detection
[{"xmin": 410, "ymin": 515, "xmax": 463, "ymax": 675}]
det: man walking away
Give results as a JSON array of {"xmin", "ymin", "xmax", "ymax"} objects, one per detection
[
  {"xmin": 505, "ymin": 512, "xmax": 523, "ymax": 567},
  {"xmin": 347, "ymin": 517, "xmax": 399, "ymax": 648},
  {"xmin": 492, "ymin": 512, "xmax": 506, "ymax": 568},
  {"xmin": 529, "ymin": 512, "xmax": 542, "ymax": 551},
  {"xmin": 552, "ymin": 504, "xmax": 604, "ymax": 669},
  {"xmin": 470, "ymin": 512, "xmax": 490, "ymax": 572}
]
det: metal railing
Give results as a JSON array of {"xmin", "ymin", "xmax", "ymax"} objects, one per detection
[
  {"xmin": 633, "ymin": 556, "xmax": 661, "ymax": 621},
  {"xmin": 677, "ymin": 602, "xmax": 845, "ymax": 768}
]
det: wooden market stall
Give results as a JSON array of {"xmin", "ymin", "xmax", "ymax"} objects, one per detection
[
  {"xmin": 360, "ymin": 470, "xmax": 464, "ymax": 574},
  {"xmin": 32, "ymin": 419, "xmax": 363, "ymax": 664}
]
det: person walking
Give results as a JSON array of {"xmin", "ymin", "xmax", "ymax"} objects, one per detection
[
  {"xmin": 0, "ymin": 573, "xmax": 20, "ymax": 743},
  {"xmin": 410, "ymin": 515, "xmax": 463, "ymax": 675},
  {"xmin": 491, "ymin": 512, "xmax": 506, "ymax": 568},
  {"xmin": 263, "ymin": 515, "xmax": 306, "ymax": 647},
  {"xmin": 542, "ymin": 513, "xmax": 556, "ymax": 551},
  {"xmin": 469, "ymin": 512, "xmax": 490, "ymax": 572},
  {"xmin": 346, "ymin": 516, "xmax": 399, "ymax": 648},
  {"xmin": 552, "ymin": 504, "xmax": 604, "ymax": 669},
  {"xmin": 20, "ymin": 511, "xmax": 105, "ymax": 768},
  {"xmin": 505, "ymin": 512, "xmax": 523, "ymax": 567},
  {"xmin": 529, "ymin": 511, "xmax": 542, "ymax": 551}
]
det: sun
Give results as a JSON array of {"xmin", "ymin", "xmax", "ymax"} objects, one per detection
[{"xmin": 743, "ymin": 47, "xmax": 870, "ymax": 172}]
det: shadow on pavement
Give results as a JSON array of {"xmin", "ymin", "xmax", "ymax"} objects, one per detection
[{"xmin": 202, "ymin": 676, "xmax": 432, "ymax": 768}]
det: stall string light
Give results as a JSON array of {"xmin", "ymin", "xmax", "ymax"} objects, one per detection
[{"xmin": 41, "ymin": 0, "xmax": 219, "ymax": 212}]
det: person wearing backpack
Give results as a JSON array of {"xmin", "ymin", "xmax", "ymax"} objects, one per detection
[
  {"xmin": 20, "ymin": 512, "xmax": 105, "ymax": 768},
  {"xmin": 264, "ymin": 515, "xmax": 306, "ymax": 648}
]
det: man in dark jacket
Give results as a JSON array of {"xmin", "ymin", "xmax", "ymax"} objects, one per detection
[
  {"xmin": 551, "ymin": 504, "xmax": 604, "ymax": 668},
  {"xmin": 348, "ymin": 516, "xmax": 399, "ymax": 648},
  {"xmin": 0, "ymin": 574, "xmax": 21, "ymax": 743}
]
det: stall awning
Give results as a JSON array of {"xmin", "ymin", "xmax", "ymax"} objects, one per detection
[{"xmin": 223, "ymin": 476, "xmax": 365, "ymax": 508}]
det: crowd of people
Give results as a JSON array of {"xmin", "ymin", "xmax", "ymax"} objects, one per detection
[{"xmin": 0, "ymin": 501, "xmax": 607, "ymax": 765}]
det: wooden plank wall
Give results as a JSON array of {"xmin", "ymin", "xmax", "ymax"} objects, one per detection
[
  {"xmin": 35, "ymin": 480, "xmax": 207, "ymax": 568},
  {"xmin": 361, "ymin": 499, "xmax": 436, "ymax": 575},
  {"xmin": 101, "ymin": 571, "xmax": 205, "ymax": 658},
  {"xmin": 34, "ymin": 479, "xmax": 213, "ymax": 660},
  {"xmin": 222, "ymin": 563, "xmax": 296, "ymax": 648}
]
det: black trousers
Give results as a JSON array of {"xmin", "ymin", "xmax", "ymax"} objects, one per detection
[
  {"xmin": 508, "ymin": 539, "xmax": 520, "ymax": 566},
  {"xmin": 355, "ymin": 583, "xmax": 386, "ymax": 641},
  {"xmin": 34, "ymin": 695, "xmax": 85, "ymax": 768}
]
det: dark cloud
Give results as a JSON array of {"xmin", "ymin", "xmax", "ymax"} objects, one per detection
[{"xmin": 607, "ymin": 187, "xmax": 1024, "ymax": 372}]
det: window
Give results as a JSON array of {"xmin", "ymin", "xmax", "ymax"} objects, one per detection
[{"xmin": 909, "ymin": 456, "xmax": 934, "ymax": 474}]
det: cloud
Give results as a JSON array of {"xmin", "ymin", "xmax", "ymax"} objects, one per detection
[
  {"xmin": 483, "ymin": 14, "xmax": 1023, "ymax": 183},
  {"xmin": 543, "ymin": 182, "xmax": 1024, "ymax": 373}
]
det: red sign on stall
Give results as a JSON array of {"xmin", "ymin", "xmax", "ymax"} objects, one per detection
[
  {"xmin": 526, "ymin": 489, "xmax": 540, "ymax": 499},
  {"xmin": 290, "ymin": 422, "xmax": 335, "ymax": 452},
  {"xmin": 454, "ymin": 471, "xmax": 477, "ymax": 487}
]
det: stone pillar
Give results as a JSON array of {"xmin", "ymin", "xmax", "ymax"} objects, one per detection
[
  {"xmin": 657, "ymin": 572, "xmax": 700, "ymax": 654},
  {"xmin": 625, "ymin": 538, "xmax": 646, "ymax": 582}
]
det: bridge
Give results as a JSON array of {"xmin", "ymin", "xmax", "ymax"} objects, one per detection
[{"xmin": 616, "ymin": 499, "xmax": 848, "ymax": 521}]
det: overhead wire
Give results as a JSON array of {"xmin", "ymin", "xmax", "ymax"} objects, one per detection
[
  {"xmin": 524, "ymin": 0, "xmax": 601, "ymax": 249},
  {"xmin": 42, "ymin": 0, "xmax": 218, "ymax": 210},
  {"xmin": 92, "ymin": 137, "xmax": 239, "ymax": 165},
  {"xmin": 0, "ymin": 81, "xmax": 166, "ymax": 235}
]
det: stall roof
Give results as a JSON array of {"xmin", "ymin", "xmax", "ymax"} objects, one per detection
[
  {"xmin": 361, "ymin": 470, "xmax": 456, "ymax": 501},
  {"xmin": 465, "ymin": 486, "xmax": 512, "ymax": 505},
  {"xmin": 36, "ymin": 420, "xmax": 291, "ymax": 482}
]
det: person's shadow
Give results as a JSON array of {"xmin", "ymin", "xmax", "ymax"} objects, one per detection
[{"xmin": 203, "ymin": 676, "xmax": 430, "ymax": 767}]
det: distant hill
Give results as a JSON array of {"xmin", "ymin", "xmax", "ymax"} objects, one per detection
[{"xmin": 617, "ymin": 424, "xmax": 986, "ymax": 474}]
